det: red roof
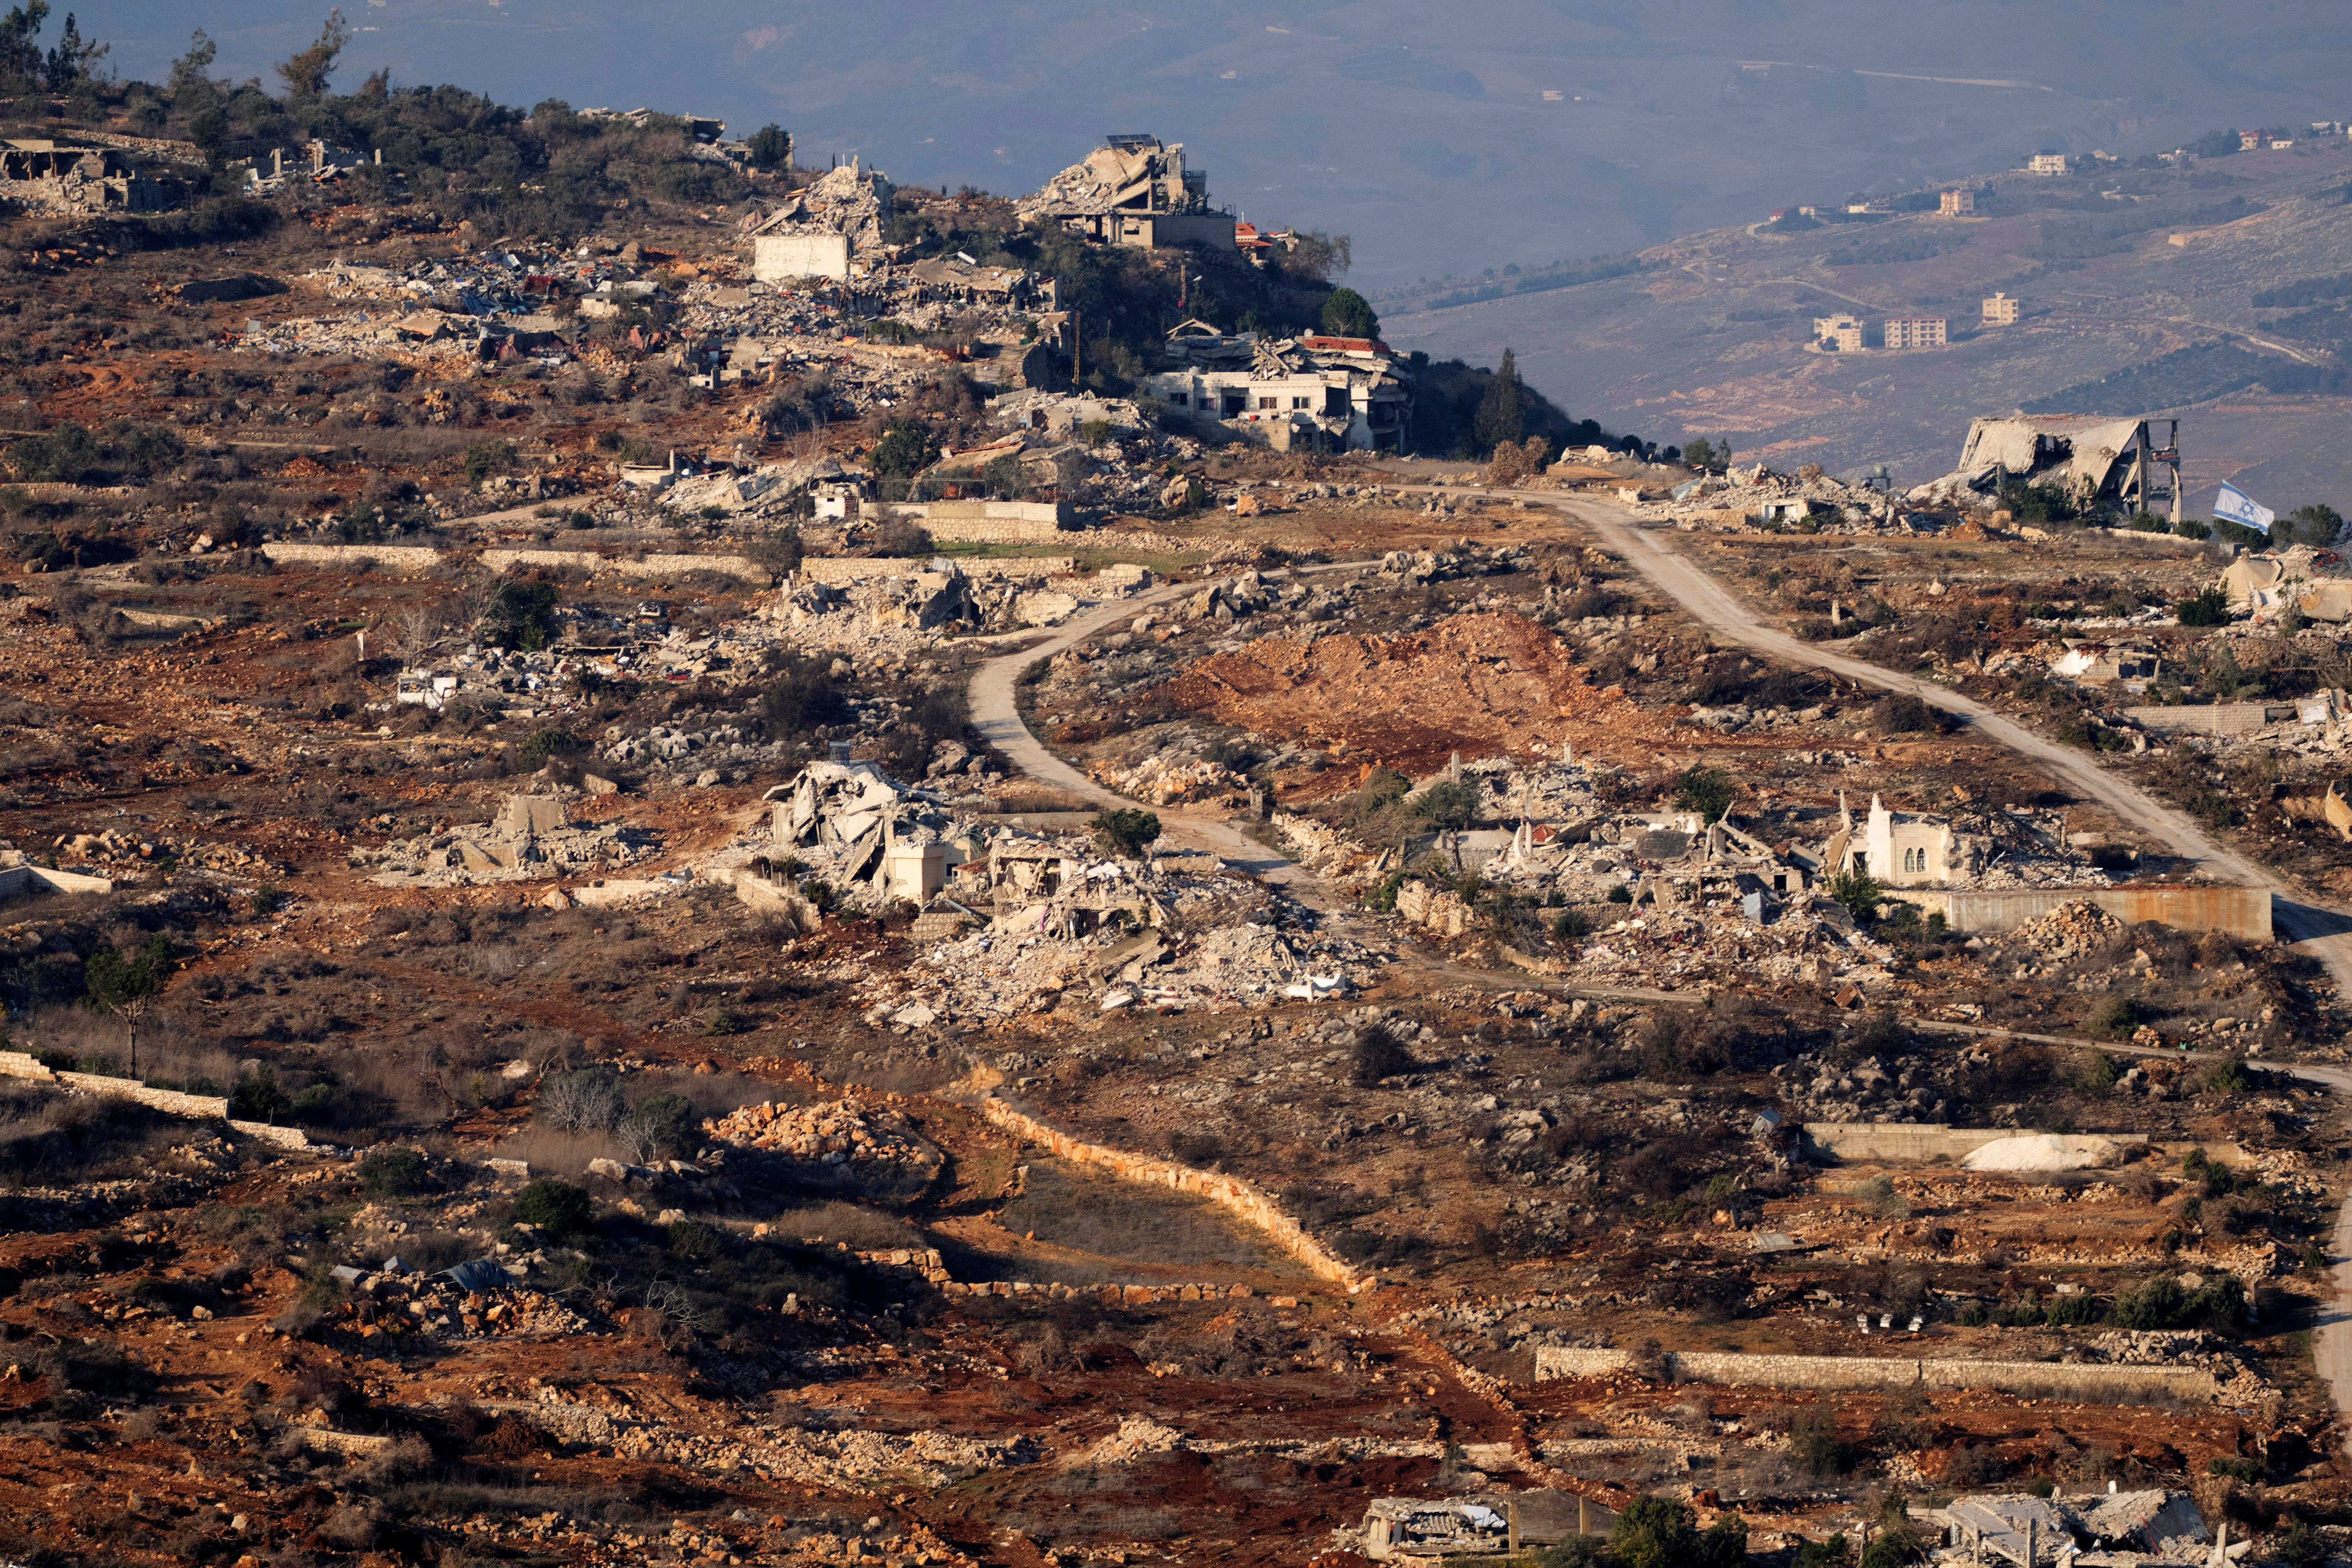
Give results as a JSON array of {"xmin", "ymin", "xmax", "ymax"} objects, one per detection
[{"xmin": 1302, "ymin": 334, "xmax": 1392, "ymax": 357}]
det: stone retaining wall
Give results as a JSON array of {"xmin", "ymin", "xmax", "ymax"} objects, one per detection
[
  {"xmin": 481, "ymin": 549, "xmax": 766, "ymax": 584},
  {"xmin": 1533, "ymin": 1346, "xmax": 2216, "ymax": 1403},
  {"xmin": 261, "ymin": 542, "xmax": 446, "ymax": 574},
  {"xmin": 256, "ymin": 542, "xmax": 768, "ymax": 585},
  {"xmin": 981, "ymin": 1096, "xmax": 1364, "ymax": 1290},
  {"xmin": 0, "ymin": 1051, "xmax": 310, "ymax": 1149}
]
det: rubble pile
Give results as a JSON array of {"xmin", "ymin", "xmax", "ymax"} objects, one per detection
[
  {"xmin": 358, "ymin": 794, "xmax": 659, "ymax": 887},
  {"xmin": 869, "ymin": 883, "xmax": 1387, "ymax": 1021},
  {"xmin": 756, "ymin": 759, "xmax": 965, "ymax": 911},
  {"xmin": 1627, "ymin": 462, "xmax": 1898, "ymax": 532},
  {"xmin": 323, "ymin": 1259, "xmax": 591, "ymax": 1344},
  {"xmin": 2001, "ymin": 899, "xmax": 2128, "ymax": 960},
  {"xmin": 703, "ymin": 1098, "xmax": 932, "ymax": 1171},
  {"xmin": 1087, "ymin": 750, "xmax": 1249, "ymax": 807}
]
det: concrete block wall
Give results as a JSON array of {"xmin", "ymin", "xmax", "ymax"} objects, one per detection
[
  {"xmin": 1532, "ymin": 1346, "xmax": 2218, "ymax": 1403},
  {"xmin": 981, "ymin": 1097, "xmax": 1364, "ymax": 1290},
  {"xmin": 1901, "ymin": 884, "xmax": 2271, "ymax": 940},
  {"xmin": 0, "ymin": 864, "xmax": 114, "ymax": 897},
  {"xmin": 2124, "ymin": 704, "xmax": 2292, "ymax": 737}
]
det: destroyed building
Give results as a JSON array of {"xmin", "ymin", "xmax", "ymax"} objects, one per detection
[
  {"xmin": 1143, "ymin": 325, "xmax": 1414, "ymax": 451},
  {"xmin": 748, "ymin": 158, "xmax": 895, "ymax": 283},
  {"xmin": 1017, "ymin": 133, "xmax": 1235, "ymax": 250},
  {"xmin": 1938, "ymin": 415, "xmax": 2183, "ymax": 519},
  {"xmin": 2220, "ymin": 544, "xmax": 2352, "ymax": 619},
  {"xmin": 0, "ymin": 139, "xmax": 174, "ymax": 214},
  {"xmin": 1834, "ymin": 792, "xmax": 1986, "ymax": 887}
]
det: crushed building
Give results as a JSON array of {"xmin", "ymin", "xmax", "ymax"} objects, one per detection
[
  {"xmin": 0, "ymin": 139, "xmax": 175, "ymax": 214},
  {"xmin": 1143, "ymin": 324, "xmax": 1413, "ymax": 451},
  {"xmin": 748, "ymin": 159, "xmax": 895, "ymax": 283},
  {"xmin": 1017, "ymin": 134, "xmax": 1234, "ymax": 250},
  {"xmin": 1923, "ymin": 415, "xmax": 2183, "ymax": 521}
]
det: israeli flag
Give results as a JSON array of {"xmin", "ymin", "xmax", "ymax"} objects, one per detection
[{"xmin": 2214, "ymin": 481, "xmax": 2275, "ymax": 535}]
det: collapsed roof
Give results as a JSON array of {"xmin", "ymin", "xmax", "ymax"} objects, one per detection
[
  {"xmin": 1017, "ymin": 134, "xmax": 1210, "ymax": 222},
  {"xmin": 1954, "ymin": 415, "xmax": 2163, "ymax": 500},
  {"xmin": 748, "ymin": 159, "xmax": 895, "ymax": 245}
]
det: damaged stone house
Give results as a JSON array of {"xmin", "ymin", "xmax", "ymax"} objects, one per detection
[
  {"xmin": 2220, "ymin": 545, "xmax": 2352, "ymax": 620},
  {"xmin": 1017, "ymin": 133, "xmax": 1235, "ymax": 250},
  {"xmin": 0, "ymin": 140, "xmax": 174, "ymax": 214},
  {"xmin": 1948, "ymin": 414, "xmax": 2182, "ymax": 519},
  {"xmin": 1144, "ymin": 326, "xmax": 1413, "ymax": 451},
  {"xmin": 1831, "ymin": 793, "xmax": 1987, "ymax": 887}
]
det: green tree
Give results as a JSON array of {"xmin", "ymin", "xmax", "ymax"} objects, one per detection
[
  {"xmin": 1319, "ymin": 286, "xmax": 1380, "ymax": 340},
  {"xmin": 276, "ymin": 7, "xmax": 351, "ymax": 99},
  {"xmin": 41, "ymin": 9, "xmax": 102, "ymax": 90},
  {"xmin": 83, "ymin": 936, "xmax": 177, "ymax": 1081},
  {"xmin": 0, "ymin": 0, "xmax": 49, "ymax": 88},
  {"xmin": 1473, "ymin": 348, "xmax": 1526, "ymax": 454},
  {"xmin": 1829, "ymin": 867, "xmax": 1883, "ymax": 923},
  {"xmin": 2174, "ymin": 585, "xmax": 2228, "ymax": 627},
  {"xmin": 1412, "ymin": 778, "xmax": 1481, "ymax": 830},
  {"xmin": 358, "ymin": 1146, "xmax": 433, "ymax": 1197},
  {"xmin": 1672, "ymin": 764, "xmax": 1736, "ymax": 823},
  {"xmin": 515, "ymin": 1179, "xmax": 593, "ymax": 1237},
  {"xmin": 480, "ymin": 580, "xmax": 559, "ymax": 650},
  {"xmin": 868, "ymin": 419, "xmax": 939, "ymax": 478},
  {"xmin": 166, "ymin": 26, "xmax": 216, "ymax": 103},
  {"xmin": 1091, "ymin": 808, "xmax": 1162, "ymax": 859},
  {"xmin": 1608, "ymin": 1495, "xmax": 1747, "ymax": 1568},
  {"xmin": 2284, "ymin": 503, "xmax": 2344, "ymax": 547},
  {"xmin": 746, "ymin": 124, "xmax": 791, "ymax": 170}
]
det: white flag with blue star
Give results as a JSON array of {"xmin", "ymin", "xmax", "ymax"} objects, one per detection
[{"xmin": 2214, "ymin": 481, "xmax": 2275, "ymax": 534}]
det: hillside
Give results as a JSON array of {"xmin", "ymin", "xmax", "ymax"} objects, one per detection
[{"xmin": 1384, "ymin": 139, "xmax": 2352, "ymax": 511}]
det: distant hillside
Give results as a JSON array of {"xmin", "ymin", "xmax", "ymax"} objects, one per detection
[{"xmin": 1384, "ymin": 142, "xmax": 2352, "ymax": 514}]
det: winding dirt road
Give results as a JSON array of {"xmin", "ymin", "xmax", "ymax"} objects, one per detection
[{"xmin": 1547, "ymin": 495, "xmax": 2352, "ymax": 996}]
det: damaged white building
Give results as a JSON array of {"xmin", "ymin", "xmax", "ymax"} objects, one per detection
[{"xmin": 1143, "ymin": 325, "xmax": 1413, "ymax": 452}]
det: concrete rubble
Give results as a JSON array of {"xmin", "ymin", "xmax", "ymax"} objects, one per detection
[{"xmin": 357, "ymin": 792, "xmax": 659, "ymax": 887}]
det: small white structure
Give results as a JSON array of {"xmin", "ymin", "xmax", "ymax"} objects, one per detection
[{"xmin": 753, "ymin": 231, "xmax": 850, "ymax": 283}]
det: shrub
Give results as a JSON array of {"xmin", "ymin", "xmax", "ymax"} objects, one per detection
[
  {"xmin": 1350, "ymin": 1024, "xmax": 1418, "ymax": 1086},
  {"xmin": 514, "ymin": 1179, "xmax": 592, "ymax": 1238},
  {"xmin": 2175, "ymin": 586, "xmax": 2228, "ymax": 627},
  {"xmin": 2086, "ymin": 996, "xmax": 2142, "ymax": 1040},
  {"xmin": 1855, "ymin": 1174, "xmax": 1910, "ymax": 1220},
  {"xmin": 1091, "ymin": 808, "xmax": 1162, "ymax": 859},
  {"xmin": 1413, "ymin": 779, "xmax": 1481, "ymax": 830},
  {"xmin": 1872, "ymin": 693, "xmax": 1939, "ymax": 734},
  {"xmin": 1671, "ymin": 764, "xmax": 1735, "ymax": 823},
  {"xmin": 618, "ymin": 1092, "xmax": 699, "ymax": 1161},
  {"xmin": 2199, "ymin": 1053, "xmax": 2253, "ymax": 1095},
  {"xmin": 535, "ymin": 1068, "xmax": 624, "ymax": 1132},
  {"xmin": 2208, "ymin": 1456, "xmax": 2264, "ymax": 1482},
  {"xmin": 358, "ymin": 1146, "xmax": 432, "ymax": 1197},
  {"xmin": 1607, "ymin": 1495, "xmax": 1747, "ymax": 1568},
  {"xmin": 1791, "ymin": 1400, "xmax": 1844, "ymax": 1475},
  {"xmin": 518, "ymin": 727, "xmax": 583, "ymax": 765},
  {"xmin": 228, "ymin": 1067, "xmax": 293, "ymax": 1122}
]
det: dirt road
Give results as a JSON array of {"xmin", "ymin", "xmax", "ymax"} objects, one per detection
[
  {"xmin": 965, "ymin": 567, "xmax": 1368, "ymax": 912},
  {"xmin": 1547, "ymin": 496, "xmax": 2352, "ymax": 993}
]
